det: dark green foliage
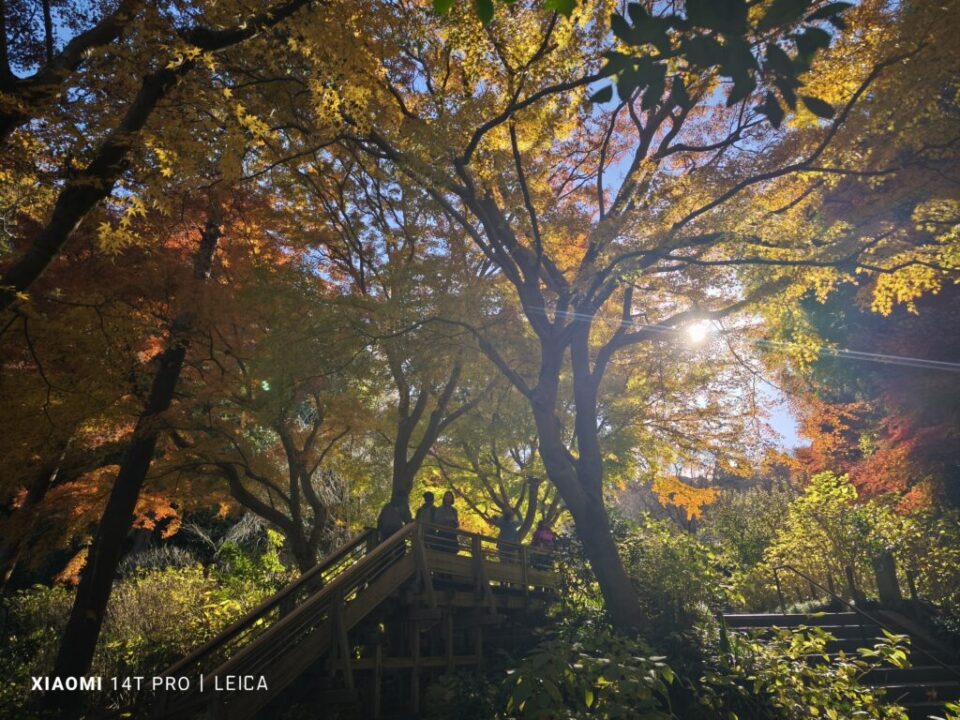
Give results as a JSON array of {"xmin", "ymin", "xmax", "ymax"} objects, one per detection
[
  {"xmin": 501, "ymin": 617, "xmax": 674, "ymax": 719},
  {"xmin": 423, "ymin": 671, "xmax": 500, "ymax": 719},
  {"xmin": 700, "ymin": 624, "xmax": 911, "ymax": 719},
  {"xmin": 594, "ymin": 0, "xmax": 843, "ymax": 126}
]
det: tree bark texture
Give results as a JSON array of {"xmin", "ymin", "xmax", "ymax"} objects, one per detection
[{"xmin": 48, "ymin": 215, "xmax": 220, "ymax": 714}]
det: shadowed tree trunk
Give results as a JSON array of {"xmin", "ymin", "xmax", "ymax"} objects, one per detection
[
  {"xmin": 388, "ymin": 352, "xmax": 480, "ymax": 516},
  {"xmin": 0, "ymin": 441, "xmax": 69, "ymax": 590},
  {"xmin": 0, "ymin": 0, "xmax": 312, "ymax": 313},
  {"xmin": 48, "ymin": 213, "xmax": 221, "ymax": 715}
]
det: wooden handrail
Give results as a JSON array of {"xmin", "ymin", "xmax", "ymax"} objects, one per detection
[
  {"xmin": 772, "ymin": 564, "xmax": 960, "ymax": 681},
  {"xmin": 158, "ymin": 527, "xmax": 375, "ymax": 678},
  {"xmin": 153, "ymin": 520, "xmax": 558, "ymax": 718},
  {"xmin": 417, "ymin": 521, "xmax": 553, "ymax": 555}
]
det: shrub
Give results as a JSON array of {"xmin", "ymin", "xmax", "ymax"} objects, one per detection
[
  {"xmin": 500, "ymin": 617, "xmax": 674, "ymax": 720},
  {"xmin": 0, "ymin": 549, "xmax": 281, "ymax": 716},
  {"xmin": 700, "ymin": 623, "xmax": 911, "ymax": 720}
]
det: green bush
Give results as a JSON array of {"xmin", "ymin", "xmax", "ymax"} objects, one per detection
[
  {"xmin": 423, "ymin": 670, "xmax": 500, "ymax": 720},
  {"xmin": 0, "ymin": 542, "xmax": 284, "ymax": 717},
  {"xmin": 700, "ymin": 623, "xmax": 911, "ymax": 720},
  {"xmin": 555, "ymin": 515, "xmax": 738, "ymax": 631},
  {"xmin": 500, "ymin": 617, "xmax": 674, "ymax": 719}
]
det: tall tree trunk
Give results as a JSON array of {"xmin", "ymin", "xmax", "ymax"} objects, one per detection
[
  {"xmin": 530, "ymin": 352, "xmax": 647, "ymax": 631},
  {"xmin": 0, "ymin": 0, "xmax": 312, "ymax": 310},
  {"xmin": 536, "ymin": 430, "xmax": 646, "ymax": 629},
  {"xmin": 0, "ymin": 441, "xmax": 70, "ymax": 590},
  {"xmin": 0, "ymin": 64, "xmax": 185, "ymax": 313},
  {"xmin": 48, "ymin": 215, "xmax": 220, "ymax": 715}
]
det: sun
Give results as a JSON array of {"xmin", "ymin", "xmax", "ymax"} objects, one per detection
[{"xmin": 685, "ymin": 320, "xmax": 713, "ymax": 344}]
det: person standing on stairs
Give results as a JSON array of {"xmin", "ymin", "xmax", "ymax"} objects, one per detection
[
  {"xmin": 377, "ymin": 497, "xmax": 407, "ymax": 543},
  {"xmin": 415, "ymin": 491, "xmax": 436, "ymax": 523},
  {"xmin": 415, "ymin": 491, "xmax": 439, "ymax": 549},
  {"xmin": 434, "ymin": 491, "xmax": 460, "ymax": 553},
  {"xmin": 531, "ymin": 519, "xmax": 556, "ymax": 569},
  {"xmin": 496, "ymin": 508, "xmax": 520, "ymax": 563}
]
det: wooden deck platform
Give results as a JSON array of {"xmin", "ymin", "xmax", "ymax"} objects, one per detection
[{"xmin": 150, "ymin": 522, "xmax": 559, "ymax": 719}]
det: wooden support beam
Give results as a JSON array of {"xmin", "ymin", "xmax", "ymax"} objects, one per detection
[
  {"xmin": 333, "ymin": 589, "xmax": 354, "ymax": 692},
  {"xmin": 469, "ymin": 536, "xmax": 496, "ymax": 614},
  {"xmin": 413, "ymin": 524, "xmax": 436, "ymax": 609},
  {"xmin": 471, "ymin": 536, "xmax": 483, "ymax": 597},
  {"xmin": 474, "ymin": 623, "xmax": 484, "ymax": 670},
  {"xmin": 520, "ymin": 546, "xmax": 529, "ymax": 606},
  {"xmin": 411, "ymin": 621, "xmax": 421, "ymax": 714},
  {"xmin": 373, "ymin": 643, "xmax": 382, "ymax": 720},
  {"xmin": 444, "ymin": 611, "xmax": 454, "ymax": 674}
]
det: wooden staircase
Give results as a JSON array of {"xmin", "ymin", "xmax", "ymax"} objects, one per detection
[
  {"xmin": 150, "ymin": 522, "xmax": 558, "ymax": 719},
  {"xmin": 723, "ymin": 611, "xmax": 960, "ymax": 720}
]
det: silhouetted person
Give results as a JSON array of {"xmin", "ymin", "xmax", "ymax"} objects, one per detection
[
  {"xmin": 531, "ymin": 520, "xmax": 556, "ymax": 569},
  {"xmin": 414, "ymin": 491, "xmax": 436, "ymax": 524},
  {"xmin": 496, "ymin": 508, "xmax": 520, "ymax": 563},
  {"xmin": 377, "ymin": 498, "xmax": 406, "ymax": 543},
  {"xmin": 434, "ymin": 491, "xmax": 459, "ymax": 553}
]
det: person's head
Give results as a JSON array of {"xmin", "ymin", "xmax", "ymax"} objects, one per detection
[
  {"xmin": 442, "ymin": 490, "xmax": 454, "ymax": 506},
  {"xmin": 537, "ymin": 520, "xmax": 550, "ymax": 531},
  {"xmin": 422, "ymin": 491, "xmax": 435, "ymax": 506}
]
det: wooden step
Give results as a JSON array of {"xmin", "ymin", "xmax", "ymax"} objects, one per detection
[{"xmin": 723, "ymin": 612, "xmax": 862, "ymax": 628}]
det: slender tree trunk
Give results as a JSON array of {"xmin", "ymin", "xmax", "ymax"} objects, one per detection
[
  {"xmin": 530, "ymin": 370, "xmax": 647, "ymax": 630},
  {"xmin": 547, "ymin": 456, "xmax": 646, "ymax": 629},
  {"xmin": 48, "ymin": 215, "xmax": 220, "ymax": 715},
  {"xmin": 0, "ymin": 65, "xmax": 185, "ymax": 313},
  {"xmin": 0, "ymin": 441, "xmax": 70, "ymax": 590}
]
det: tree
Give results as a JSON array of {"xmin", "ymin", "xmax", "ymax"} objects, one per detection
[
  {"xmin": 167, "ymin": 262, "xmax": 374, "ymax": 572},
  {"xmin": 0, "ymin": 0, "xmax": 326, "ymax": 313},
  {"xmin": 255, "ymin": 0, "xmax": 957, "ymax": 628},
  {"xmin": 50, "ymin": 204, "xmax": 222, "ymax": 709},
  {"xmin": 273, "ymin": 150, "xmax": 494, "ymax": 514},
  {"xmin": 432, "ymin": 384, "xmax": 562, "ymax": 539}
]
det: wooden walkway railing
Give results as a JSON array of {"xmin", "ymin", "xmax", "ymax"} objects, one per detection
[{"xmin": 151, "ymin": 522, "xmax": 557, "ymax": 720}]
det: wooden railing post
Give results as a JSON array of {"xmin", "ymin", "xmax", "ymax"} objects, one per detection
[
  {"xmin": 520, "ymin": 546, "xmax": 529, "ymax": 604},
  {"xmin": 472, "ymin": 535, "xmax": 482, "ymax": 597},
  {"xmin": 373, "ymin": 643, "xmax": 382, "ymax": 719},
  {"xmin": 411, "ymin": 620, "xmax": 421, "ymax": 714},
  {"xmin": 333, "ymin": 588, "xmax": 354, "ymax": 692},
  {"xmin": 413, "ymin": 523, "xmax": 436, "ymax": 608}
]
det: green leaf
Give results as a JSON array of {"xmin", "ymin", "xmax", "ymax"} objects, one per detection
[
  {"xmin": 726, "ymin": 74, "xmax": 756, "ymax": 106},
  {"xmin": 801, "ymin": 95, "xmax": 835, "ymax": 118},
  {"xmin": 474, "ymin": 0, "xmax": 494, "ymax": 25},
  {"xmin": 671, "ymin": 76, "xmax": 690, "ymax": 107},
  {"xmin": 686, "ymin": 0, "xmax": 748, "ymax": 35},
  {"xmin": 641, "ymin": 71, "xmax": 666, "ymax": 110},
  {"xmin": 432, "ymin": 0, "xmax": 455, "ymax": 14},
  {"xmin": 627, "ymin": 3, "xmax": 672, "ymax": 52},
  {"xmin": 683, "ymin": 35, "xmax": 725, "ymax": 68},
  {"xmin": 759, "ymin": 90, "xmax": 785, "ymax": 128},
  {"xmin": 720, "ymin": 36, "xmax": 759, "ymax": 77},
  {"xmin": 795, "ymin": 27, "xmax": 832, "ymax": 56},
  {"xmin": 775, "ymin": 76, "xmax": 798, "ymax": 109},
  {"xmin": 807, "ymin": 2, "xmax": 853, "ymax": 21},
  {"xmin": 765, "ymin": 42, "xmax": 794, "ymax": 76},
  {"xmin": 611, "ymin": 13, "xmax": 634, "ymax": 44},
  {"xmin": 589, "ymin": 85, "xmax": 614, "ymax": 104},
  {"xmin": 544, "ymin": 0, "xmax": 576, "ymax": 15},
  {"xmin": 601, "ymin": 50, "xmax": 633, "ymax": 76},
  {"xmin": 757, "ymin": 0, "xmax": 811, "ymax": 32},
  {"xmin": 585, "ymin": 688, "xmax": 595, "ymax": 707}
]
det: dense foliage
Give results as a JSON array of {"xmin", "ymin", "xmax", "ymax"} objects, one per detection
[{"xmin": 1, "ymin": 0, "xmax": 958, "ymax": 716}]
